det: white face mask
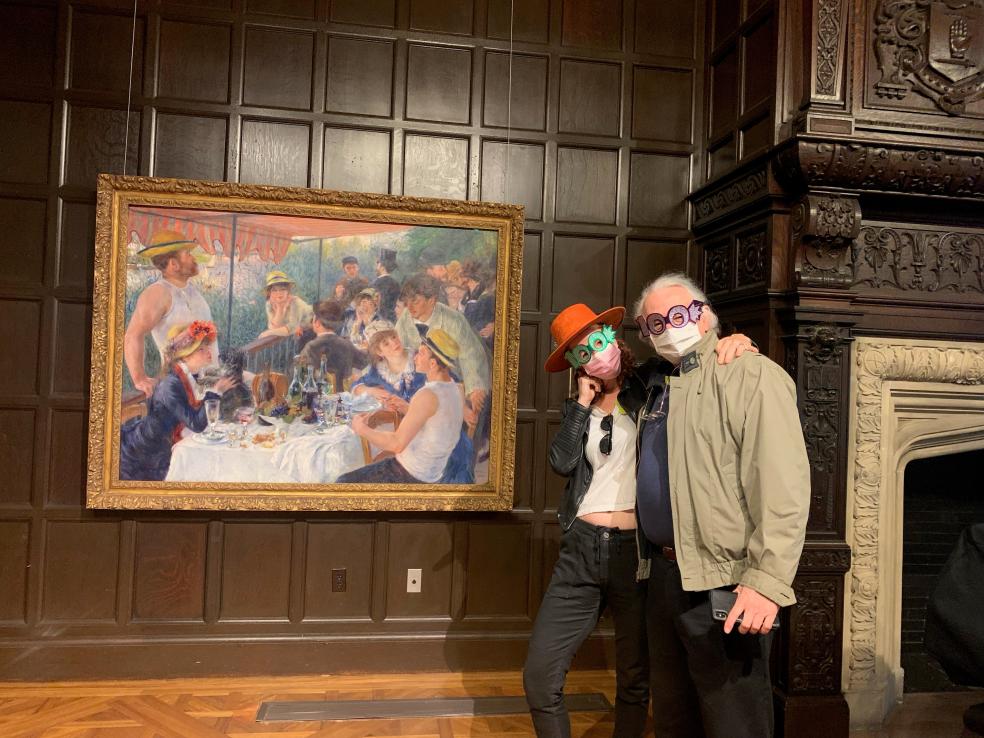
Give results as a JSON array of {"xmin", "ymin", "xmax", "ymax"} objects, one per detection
[{"xmin": 649, "ymin": 323, "xmax": 702, "ymax": 364}]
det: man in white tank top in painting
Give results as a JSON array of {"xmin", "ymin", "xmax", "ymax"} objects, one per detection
[
  {"xmin": 124, "ymin": 230, "xmax": 213, "ymax": 398},
  {"xmin": 339, "ymin": 327, "xmax": 465, "ymax": 484}
]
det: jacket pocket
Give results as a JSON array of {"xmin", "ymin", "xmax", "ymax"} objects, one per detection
[{"xmin": 698, "ymin": 460, "xmax": 747, "ymax": 561}]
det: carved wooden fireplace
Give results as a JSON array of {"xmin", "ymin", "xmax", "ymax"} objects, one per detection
[{"xmin": 686, "ymin": 1, "xmax": 984, "ymax": 734}]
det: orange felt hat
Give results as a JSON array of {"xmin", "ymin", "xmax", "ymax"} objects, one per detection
[{"xmin": 544, "ymin": 303, "xmax": 625, "ymax": 373}]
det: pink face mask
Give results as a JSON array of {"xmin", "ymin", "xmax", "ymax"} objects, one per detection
[{"xmin": 583, "ymin": 342, "xmax": 621, "ymax": 380}]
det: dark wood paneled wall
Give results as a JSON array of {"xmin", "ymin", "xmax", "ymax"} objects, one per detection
[{"xmin": 0, "ymin": 0, "xmax": 705, "ymax": 678}]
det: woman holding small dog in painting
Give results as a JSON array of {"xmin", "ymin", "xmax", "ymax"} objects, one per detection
[{"xmin": 119, "ymin": 321, "xmax": 234, "ymax": 481}]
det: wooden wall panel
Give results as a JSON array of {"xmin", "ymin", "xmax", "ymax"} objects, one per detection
[
  {"xmin": 57, "ymin": 200, "xmax": 96, "ymax": 292},
  {"xmin": 243, "ymin": 26, "xmax": 314, "ymax": 111},
  {"xmin": 0, "ymin": 197, "xmax": 46, "ymax": 287},
  {"xmin": 133, "ymin": 522, "xmax": 207, "ymax": 621},
  {"xmin": 329, "ymin": 0, "xmax": 396, "ymax": 28},
  {"xmin": 562, "ymin": 0, "xmax": 622, "ymax": 51},
  {"xmin": 220, "ymin": 522, "xmax": 292, "ymax": 620},
  {"xmin": 521, "ymin": 232, "xmax": 542, "ymax": 311},
  {"xmin": 0, "ymin": 101, "xmax": 51, "ymax": 185},
  {"xmin": 635, "ymin": 0, "xmax": 695, "ymax": 57},
  {"xmin": 480, "ymin": 141, "xmax": 544, "ymax": 220},
  {"xmin": 65, "ymin": 106, "xmax": 140, "ymax": 189},
  {"xmin": 304, "ymin": 522, "xmax": 374, "ymax": 619},
  {"xmin": 323, "ymin": 127, "xmax": 391, "ymax": 193},
  {"xmin": 0, "ymin": 410, "xmax": 35, "ymax": 505},
  {"xmin": 463, "ymin": 523, "xmax": 532, "ymax": 619},
  {"xmin": 550, "ymin": 235, "xmax": 615, "ymax": 311},
  {"xmin": 0, "ymin": 521, "xmax": 30, "ymax": 623},
  {"xmin": 158, "ymin": 20, "xmax": 231, "ymax": 103},
  {"xmin": 154, "ymin": 114, "xmax": 228, "ymax": 181},
  {"xmin": 633, "ymin": 68, "xmax": 693, "ymax": 143},
  {"xmin": 0, "ymin": 3, "xmax": 56, "ymax": 89},
  {"xmin": 517, "ymin": 322, "xmax": 539, "ymax": 410},
  {"xmin": 513, "ymin": 420, "xmax": 536, "ymax": 511},
  {"xmin": 403, "ymin": 134, "xmax": 468, "ymax": 199},
  {"xmin": 628, "ymin": 153, "xmax": 691, "ymax": 228},
  {"xmin": 247, "ymin": 0, "xmax": 317, "ymax": 19},
  {"xmin": 555, "ymin": 148, "xmax": 618, "ymax": 224},
  {"xmin": 625, "ymin": 240, "xmax": 688, "ymax": 309},
  {"xmin": 42, "ymin": 521, "xmax": 119, "ymax": 622},
  {"xmin": 559, "ymin": 60, "xmax": 621, "ymax": 136},
  {"xmin": 239, "ymin": 120, "xmax": 310, "ymax": 186},
  {"xmin": 326, "ymin": 36, "xmax": 394, "ymax": 117},
  {"xmin": 0, "ymin": 0, "xmax": 707, "ymax": 678},
  {"xmin": 385, "ymin": 522, "xmax": 454, "ymax": 619},
  {"xmin": 46, "ymin": 410, "xmax": 86, "ymax": 508},
  {"xmin": 51, "ymin": 301, "xmax": 89, "ymax": 396},
  {"xmin": 410, "ymin": 0, "xmax": 473, "ymax": 35},
  {"xmin": 0, "ymin": 300, "xmax": 41, "ymax": 396},
  {"xmin": 69, "ymin": 9, "xmax": 145, "ymax": 94},
  {"xmin": 405, "ymin": 44, "xmax": 472, "ymax": 124},
  {"xmin": 488, "ymin": 0, "xmax": 549, "ymax": 44},
  {"xmin": 483, "ymin": 52, "xmax": 548, "ymax": 131}
]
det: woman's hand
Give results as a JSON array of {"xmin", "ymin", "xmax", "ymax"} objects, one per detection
[
  {"xmin": 385, "ymin": 396, "xmax": 410, "ymax": 415},
  {"xmin": 214, "ymin": 376, "xmax": 236, "ymax": 394},
  {"xmin": 576, "ymin": 374, "xmax": 601, "ymax": 407},
  {"xmin": 714, "ymin": 333, "xmax": 759, "ymax": 365}
]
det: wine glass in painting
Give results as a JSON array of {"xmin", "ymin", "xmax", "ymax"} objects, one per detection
[{"xmin": 204, "ymin": 398, "xmax": 221, "ymax": 439}]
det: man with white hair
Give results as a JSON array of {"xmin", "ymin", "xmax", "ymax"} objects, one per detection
[{"xmin": 618, "ymin": 272, "xmax": 810, "ymax": 738}]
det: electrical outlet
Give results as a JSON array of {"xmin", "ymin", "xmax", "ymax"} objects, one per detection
[
  {"xmin": 331, "ymin": 568, "xmax": 346, "ymax": 593},
  {"xmin": 407, "ymin": 568, "xmax": 422, "ymax": 593}
]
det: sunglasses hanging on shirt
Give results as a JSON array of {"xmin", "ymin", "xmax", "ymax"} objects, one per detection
[{"xmin": 599, "ymin": 413, "xmax": 613, "ymax": 455}]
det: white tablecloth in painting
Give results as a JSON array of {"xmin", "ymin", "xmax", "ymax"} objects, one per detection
[{"xmin": 165, "ymin": 422, "xmax": 364, "ymax": 483}]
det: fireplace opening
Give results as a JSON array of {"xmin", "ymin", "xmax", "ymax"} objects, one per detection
[{"xmin": 901, "ymin": 447, "xmax": 984, "ymax": 693}]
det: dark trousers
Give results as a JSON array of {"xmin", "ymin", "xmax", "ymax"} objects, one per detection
[
  {"xmin": 647, "ymin": 556, "xmax": 774, "ymax": 738},
  {"xmin": 524, "ymin": 519, "xmax": 649, "ymax": 738}
]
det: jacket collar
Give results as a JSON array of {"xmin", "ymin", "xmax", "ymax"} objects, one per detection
[{"xmin": 678, "ymin": 329, "xmax": 718, "ymax": 375}]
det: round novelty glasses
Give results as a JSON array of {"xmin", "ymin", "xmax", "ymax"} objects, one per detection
[
  {"xmin": 634, "ymin": 300, "xmax": 705, "ymax": 338},
  {"xmin": 564, "ymin": 324, "xmax": 617, "ymax": 369}
]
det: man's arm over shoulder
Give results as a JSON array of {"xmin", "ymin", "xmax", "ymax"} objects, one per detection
[{"xmin": 727, "ymin": 354, "xmax": 811, "ymax": 607}]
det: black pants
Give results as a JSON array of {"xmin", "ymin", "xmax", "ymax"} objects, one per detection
[
  {"xmin": 647, "ymin": 556, "xmax": 774, "ymax": 738},
  {"xmin": 524, "ymin": 518, "xmax": 649, "ymax": 738}
]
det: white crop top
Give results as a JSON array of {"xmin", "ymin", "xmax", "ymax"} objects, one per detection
[{"xmin": 577, "ymin": 404, "xmax": 637, "ymax": 516}]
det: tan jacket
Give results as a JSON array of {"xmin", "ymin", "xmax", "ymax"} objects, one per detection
[{"xmin": 665, "ymin": 330, "xmax": 810, "ymax": 607}]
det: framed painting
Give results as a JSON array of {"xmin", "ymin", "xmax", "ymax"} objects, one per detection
[{"xmin": 86, "ymin": 175, "xmax": 523, "ymax": 511}]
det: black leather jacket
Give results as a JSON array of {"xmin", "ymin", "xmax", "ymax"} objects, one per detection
[
  {"xmin": 549, "ymin": 399, "xmax": 595, "ymax": 531},
  {"xmin": 549, "ymin": 394, "xmax": 654, "ymax": 581}
]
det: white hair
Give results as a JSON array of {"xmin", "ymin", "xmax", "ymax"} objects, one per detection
[{"xmin": 633, "ymin": 272, "xmax": 719, "ymax": 333}]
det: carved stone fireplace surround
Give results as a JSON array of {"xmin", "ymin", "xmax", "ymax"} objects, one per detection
[{"xmin": 845, "ymin": 337, "xmax": 984, "ymax": 727}]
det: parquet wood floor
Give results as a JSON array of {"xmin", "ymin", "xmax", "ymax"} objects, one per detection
[
  {"xmin": 0, "ymin": 670, "xmax": 618, "ymax": 738},
  {"xmin": 0, "ymin": 670, "xmax": 977, "ymax": 737}
]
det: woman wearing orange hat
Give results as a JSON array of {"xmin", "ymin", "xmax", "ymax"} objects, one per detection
[
  {"xmin": 119, "ymin": 321, "xmax": 235, "ymax": 481},
  {"xmin": 523, "ymin": 303, "xmax": 753, "ymax": 738}
]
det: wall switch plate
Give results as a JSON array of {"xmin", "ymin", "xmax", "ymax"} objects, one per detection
[
  {"xmin": 407, "ymin": 568, "xmax": 422, "ymax": 593},
  {"xmin": 331, "ymin": 568, "xmax": 346, "ymax": 593}
]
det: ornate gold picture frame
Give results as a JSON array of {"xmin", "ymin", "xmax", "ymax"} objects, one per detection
[{"xmin": 87, "ymin": 175, "xmax": 523, "ymax": 511}]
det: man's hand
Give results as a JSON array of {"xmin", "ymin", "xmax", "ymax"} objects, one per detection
[
  {"xmin": 134, "ymin": 376, "xmax": 157, "ymax": 398},
  {"xmin": 723, "ymin": 584, "xmax": 779, "ymax": 635},
  {"xmin": 468, "ymin": 389, "xmax": 487, "ymax": 415},
  {"xmin": 385, "ymin": 396, "xmax": 409, "ymax": 415},
  {"xmin": 479, "ymin": 322, "xmax": 494, "ymax": 338},
  {"xmin": 714, "ymin": 333, "xmax": 759, "ymax": 365}
]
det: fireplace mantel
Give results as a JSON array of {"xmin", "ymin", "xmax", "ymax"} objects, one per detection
[{"xmin": 845, "ymin": 337, "xmax": 984, "ymax": 727}]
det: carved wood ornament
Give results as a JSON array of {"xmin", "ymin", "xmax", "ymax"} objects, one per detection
[
  {"xmin": 874, "ymin": 0, "xmax": 984, "ymax": 114},
  {"xmin": 792, "ymin": 194, "xmax": 862, "ymax": 287}
]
